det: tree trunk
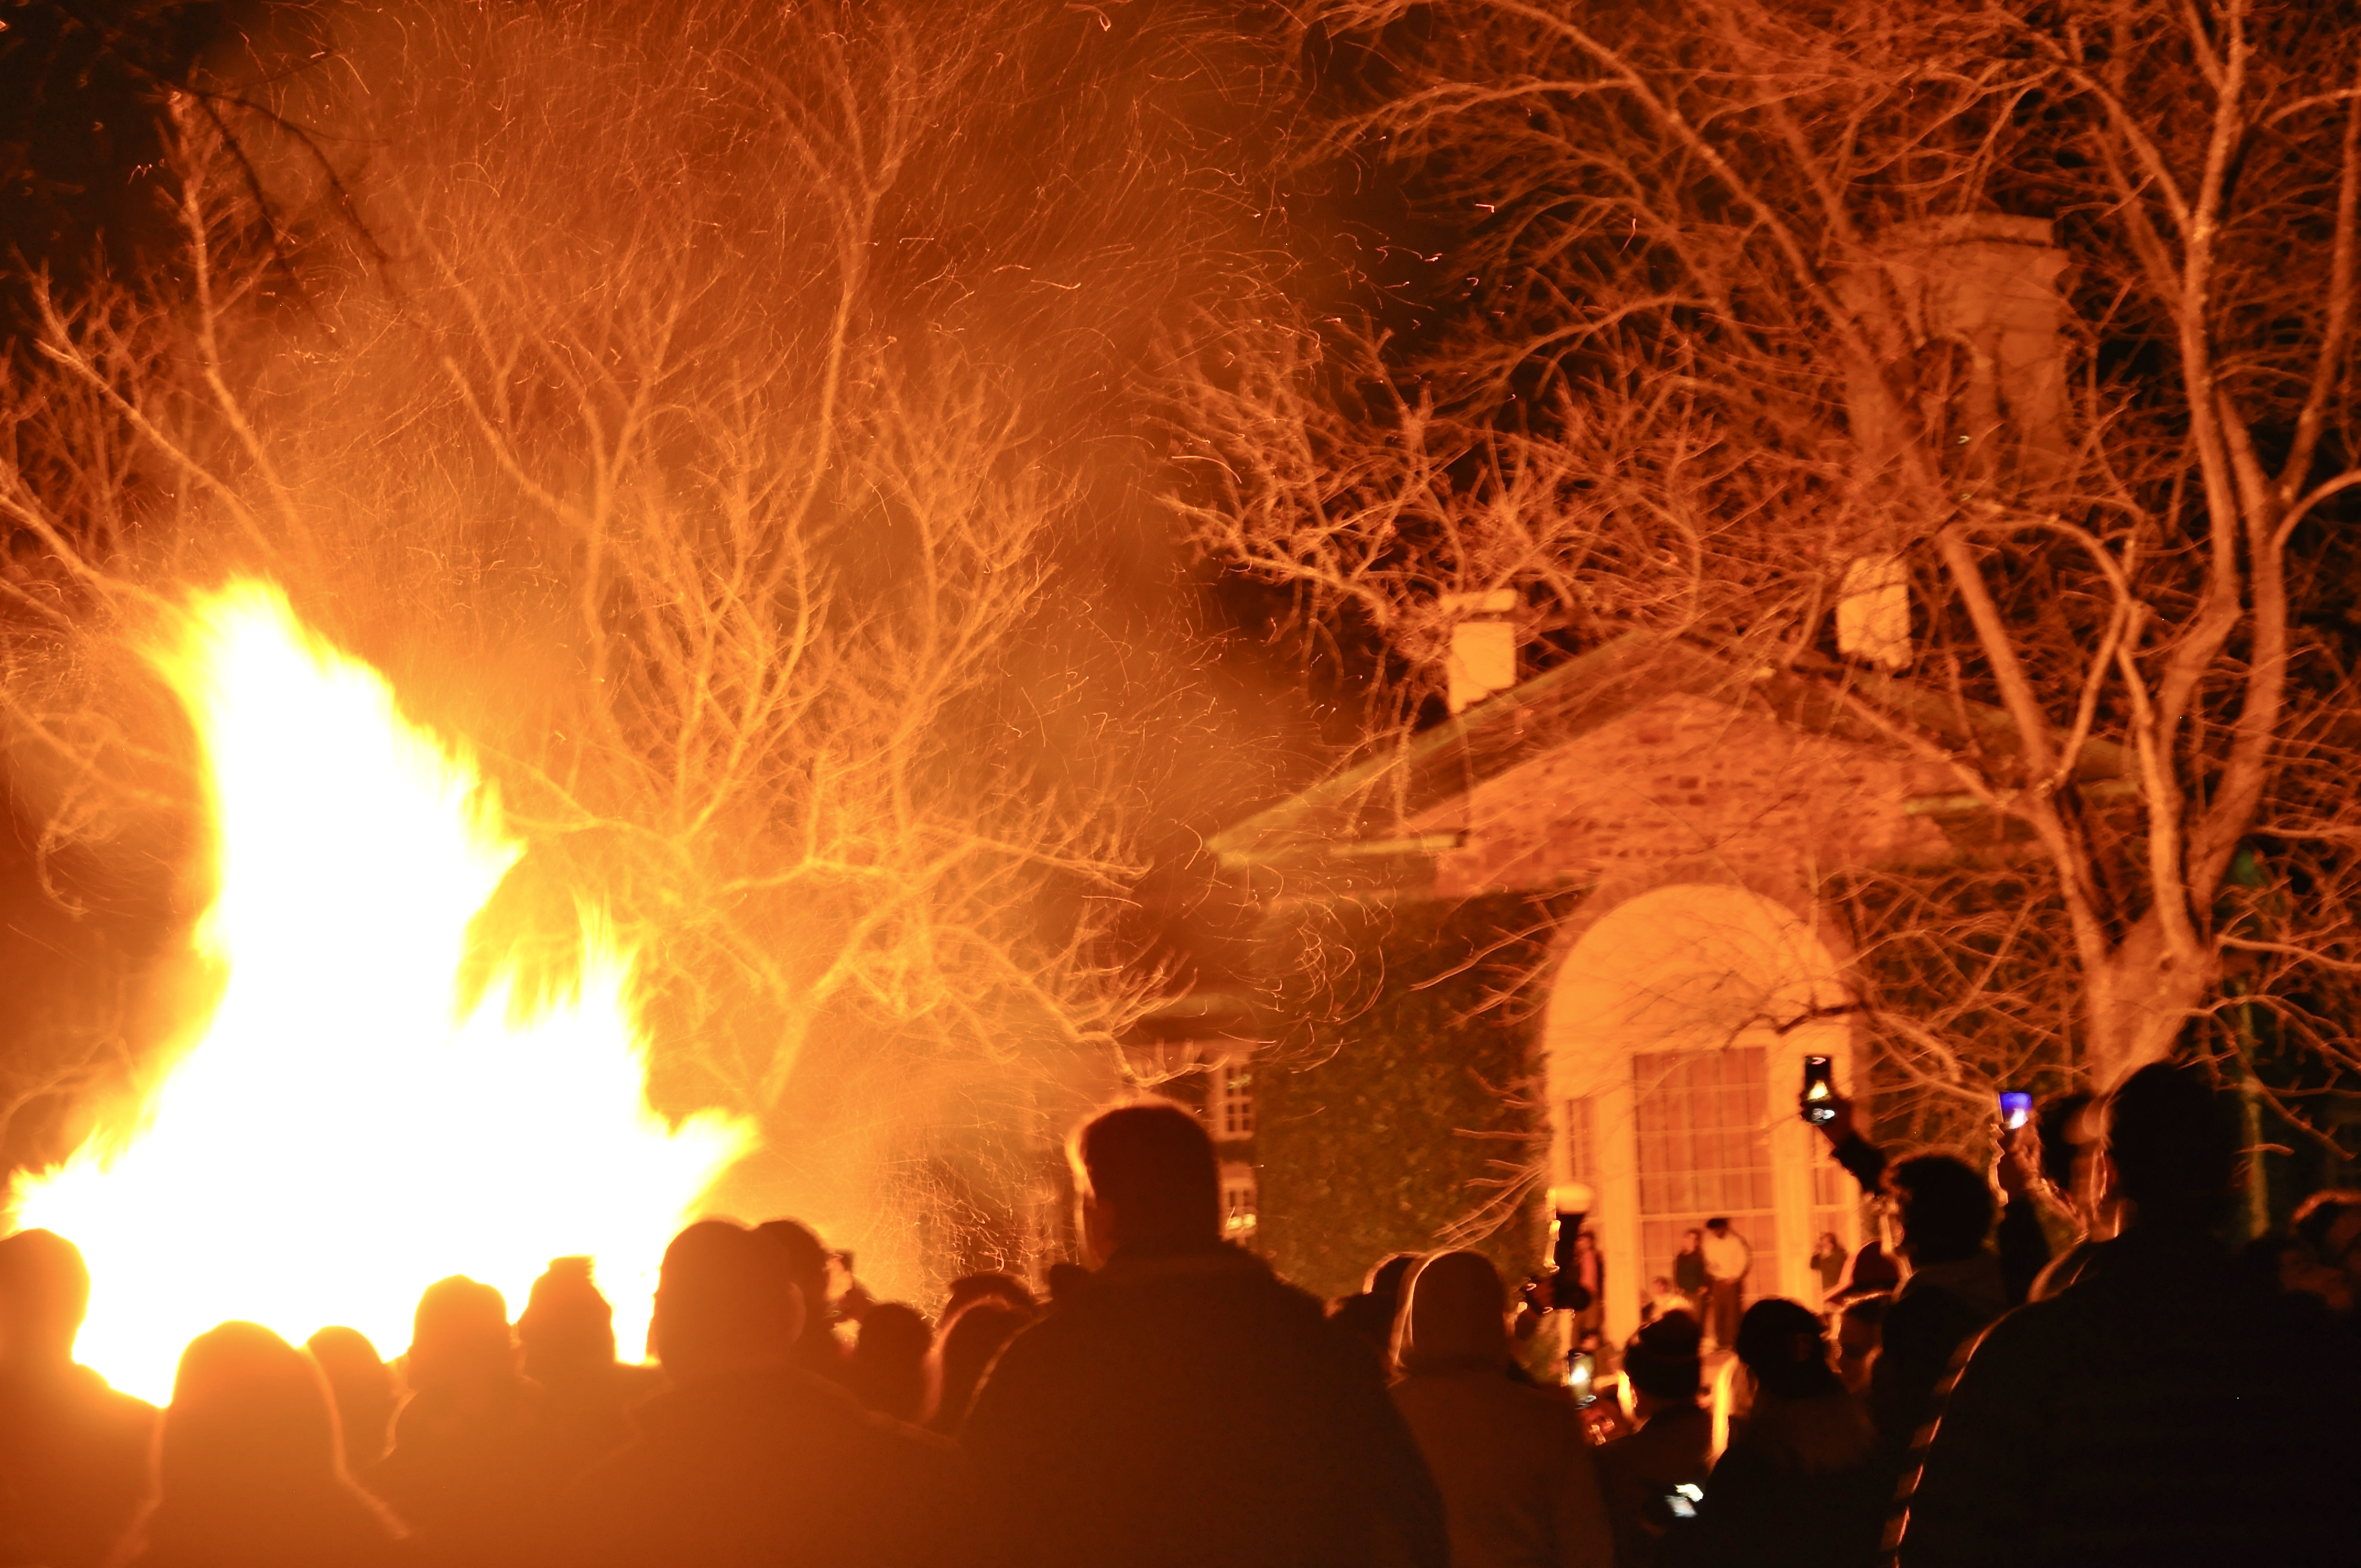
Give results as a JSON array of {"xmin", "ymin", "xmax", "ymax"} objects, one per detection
[{"xmin": 2084, "ymin": 913, "xmax": 2217, "ymax": 1087}]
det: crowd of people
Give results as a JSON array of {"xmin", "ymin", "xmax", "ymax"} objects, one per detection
[{"xmin": 1, "ymin": 1066, "xmax": 2357, "ymax": 1567}]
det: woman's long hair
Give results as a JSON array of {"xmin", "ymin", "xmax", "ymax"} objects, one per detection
[{"xmin": 113, "ymin": 1321, "xmax": 401, "ymax": 1567}]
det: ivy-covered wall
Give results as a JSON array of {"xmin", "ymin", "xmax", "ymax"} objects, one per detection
[{"xmin": 1252, "ymin": 888, "xmax": 1582, "ymax": 1302}]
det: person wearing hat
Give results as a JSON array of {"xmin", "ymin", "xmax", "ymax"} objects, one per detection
[
  {"xmin": 1596, "ymin": 1311, "xmax": 1710, "ymax": 1568},
  {"xmin": 1679, "ymin": 1299, "xmax": 1884, "ymax": 1568}
]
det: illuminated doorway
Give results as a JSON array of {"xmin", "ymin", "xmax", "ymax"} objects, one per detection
[{"xmin": 1545, "ymin": 885, "xmax": 1858, "ymax": 1348}]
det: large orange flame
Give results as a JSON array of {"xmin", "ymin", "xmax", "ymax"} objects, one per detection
[{"xmin": 11, "ymin": 580, "xmax": 752, "ymax": 1402}]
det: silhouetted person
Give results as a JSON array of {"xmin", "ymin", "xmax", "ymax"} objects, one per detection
[
  {"xmin": 962, "ymin": 1100, "xmax": 1447, "ymax": 1568},
  {"xmin": 0, "ymin": 1229, "xmax": 155, "ymax": 1568},
  {"xmin": 564, "ymin": 1220, "xmax": 974, "ymax": 1568},
  {"xmin": 112, "ymin": 1321, "xmax": 401, "ymax": 1568},
  {"xmin": 753, "ymin": 1219, "xmax": 849, "ymax": 1380},
  {"xmin": 306, "ymin": 1327, "xmax": 398, "ymax": 1472},
  {"xmin": 1041, "ymin": 1262, "xmax": 1090, "ymax": 1306},
  {"xmin": 927, "ymin": 1299, "xmax": 1031, "ymax": 1438},
  {"xmin": 1596, "ymin": 1311, "xmax": 1710, "ymax": 1568},
  {"xmin": 1814, "ymin": 1092, "xmax": 2054, "ymax": 1306},
  {"xmin": 1675, "ymin": 1299, "xmax": 1883, "ymax": 1568},
  {"xmin": 515, "ymin": 1257, "xmax": 659, "ymax": 1477},
  {"xmin": 1698, "ymin": 1219, "xmax": 1749, "ymax": 1350},
  {"xmin": 1867, "ymin": 1155, "xmax": 2005, "ymax": 1456},
  {"xmin": 1898, "ymin": 1064, "xmax": 2361, "ymax": 1567},
  {"xmin": 1568, "ymin": 1228, "xmax": 1606, "ymax": 1344},
  {"xmin": 845, "ymin": 1302, "xmax": 933, "ymax": 1424},
  {"xmin": 943, "ymin": 1272, "xmax": 1036, "ymax": 1316},
  {"xmin": 1329, "ymin": 1251, "xmax": 1419, "ymax": 1365},
  {"xmin": 1832, "ymin": 1294, "xmax": 1889, "ymax": 1398},
  {"xmin": 1389, "ymin": 1250, "xmax": 1612, "ymax": 1568},
  {"xmin": 1811, "ymin": 1233, "xmax": 1847, "ymax": 1298},
  {"xmin": 369, "ymin": 1276, "xmax": 565, "ymax": 1567},
  {"xmin": 1827, "ymin": 1242, "xmax": 1900, "ymax": 1303},
  {"xmin": 1671, "ymin": 1231, "xmax": 1707, "ymax": 1321}
]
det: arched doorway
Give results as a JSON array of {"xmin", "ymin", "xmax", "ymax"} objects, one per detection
[{"xmin": 1544, "ymin": 885, "xmax": 1859, "ymax": 1348}]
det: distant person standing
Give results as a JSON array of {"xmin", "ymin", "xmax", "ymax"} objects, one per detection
[
  {"xmin": 1672, "ymin": 1229, "xmax": 1709, "ymax": 1321},
  {"xmin": 1570, "ymin": 1229, "xmax": 1606, "ymax": 1346},
  {"xmin": 1701, "ymin": 1218, "xmax": 1751, "ymax": 1350},
  {"xmin": 1811, "ymin": 1233, "xmax": 1847, "ymax": 1299},
  {"xmin": 1642, "ymin": 1277, "xmax": 1692, "ymax": 1325}
]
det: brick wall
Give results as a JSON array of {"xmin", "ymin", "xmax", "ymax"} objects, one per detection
[{"xmin": 1418, "ymin": 690, "xmax": 1951, "ymax": 905}]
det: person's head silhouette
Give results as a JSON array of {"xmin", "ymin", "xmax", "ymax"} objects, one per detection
[
  {"xmin": 164, "ymin": 1322, "xmax": 345, "ymax": 1494},
  {"xmin": 0, "ymin": 1228, "xmax": 91, "ymax": 1371},
  {"xmin": 1394, "ymin": 1250, "xmax": 1511, "ymax": 1375},
  {"xmin": 1069, "ymin": 1100, "xmax": 1221, "ymax": 1266},
  {"xmin": 2103, "ymin": 1062, "xmax": 2233, "ymax": 1231},
  {"xmin": 1887, "ymin": 1155, "xmax": 1995, "ymax": 1264},
  {"xmin": 304, "ymin": 1326, "xmax": 396, "ymax": 1469},
  {"xmin": 846, "ymin": 1301, "xmax": 934, "ymax": 1423},
  {"xmin": 137, "ymin": 1321, "xmax": 399, "ymax": 1562},
  {"xmin": 405, "ymin": 1276, "xmax": 513, "ymax": 1393},
  {"xmin": 1733, "ymin": 1298, "xmax": 1840, "ymax": 1401},
  {"xmin": 518, "ymin": 1256, "xmax": 617, "ymax": 1384},
  {"xmin": 753, "ymin": 1219, "xmax": 832, "ymax": 1338},
  {"xmin": 654, "ymin": 1221, "xmax": 804, "ymax": 1385},
  {"xmin": 1623, "ymin": 1308, "xmax": 1705, "ymax": 1409}
]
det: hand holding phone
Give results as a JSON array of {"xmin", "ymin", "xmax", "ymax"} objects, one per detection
[{"xmin": 1801, "ymin": 1055, "xmax": 1837, "ymax": 1125}]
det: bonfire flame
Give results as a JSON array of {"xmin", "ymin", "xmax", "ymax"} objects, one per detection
[{"xmin": 12, "ymin": 580, "xmax": 751, "ymax": 1402}]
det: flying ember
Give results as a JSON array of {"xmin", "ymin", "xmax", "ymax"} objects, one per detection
[{"xmin": 9, "ymin": 580, "xmax": 752, "ymax": 1402}]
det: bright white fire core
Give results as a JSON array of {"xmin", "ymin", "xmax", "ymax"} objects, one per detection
[{"xmin": 12, "ymin": 580, "xmax": 752, "ymax": 1403}]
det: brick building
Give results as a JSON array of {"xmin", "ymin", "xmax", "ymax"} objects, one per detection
[{"xmin": 1199, "ymin": 631, "xmax": 2120, "ymax": 1344}]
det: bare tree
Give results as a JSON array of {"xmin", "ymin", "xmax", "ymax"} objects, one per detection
[
  {"xmin": 1, "ymin": 0, "xmax": 1290, "ymax": 1283},
  {"xmin": 1177, "ymin": 0, "xmax": 2361, "ymax": 1147}
]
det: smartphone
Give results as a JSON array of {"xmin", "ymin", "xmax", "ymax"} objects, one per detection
[
  {"xmin": 1801, "ymin": 1055, "xmax": 1836, "ymax": 1125},
  {"xmin": 1999, "ymin": 1090, "xmax": 2033, "ymax": 1130},
  {"xmin": 1565, "ymin": 1349, "xmax": 1596, "ymax": 1408},
  {"xmin": 1664, "ymin": 1482, "xmax": 1703, "ymax": 1520}
]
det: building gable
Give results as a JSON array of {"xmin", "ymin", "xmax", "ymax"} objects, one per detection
[{"xmin": 1417, "ymin": 689, "xmax": 1954, "ymax": 901}]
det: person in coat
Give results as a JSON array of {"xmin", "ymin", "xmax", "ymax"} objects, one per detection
[
  {"xmin": 563, "ymin": 1220, "xmax": 975, "ymax": 1568},
  {"xmin": 111, "ymin": 1321, "xmax": 402, "ymax": 1568},
  {"xmin": 1896, "ymin": 1064, "xmax": 2361, "ymax": 1568},
  {"xmin": 1596, "ymin": 1310, "xmax": 1710, "ymax": 1568},
  {"xmin": 1673, "ymin": 1299, "xmax": 1884, "ymax": 1568},
  {"xmin": 0, "ymin": 1231, "xmax": 156, "ymax": 1568},
  {"xmin": 962, "ymin": 1100, "xmax": 1447, "ymax": 1568},
  {"xmin": 1389, "ymin": 1250, "xmax": 1613, "ymax": 1568}
]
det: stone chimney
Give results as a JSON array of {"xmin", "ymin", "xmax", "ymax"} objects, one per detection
[
  {"xmin": 1441, "ymin": 589, "xmax": 1519, "ymax": 713},
  {"xmin": 1836, "ymin": 215, "xmax": 2073, "ymax": 486}
]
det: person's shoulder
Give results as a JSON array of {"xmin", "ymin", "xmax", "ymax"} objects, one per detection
[
  {"xmin": 1399, "ymin": 1369, "xmax": 1585, "ymax": 1431},
  {"xmin": 571, "ymin": 1429, "xmax": 658, "ymax": 1496},
  {"xmin": 89, "ymin": 1376, "xmax": 159, "ymax": 1436},
  {"xmin": 977, "ymin": 1295, "xmax": 1087, "ymax": 1375},
  {"xmin": 1946, "ymin": 1291, "xmax": 2076, "ymax": 1387},
  {"xmin": 851, "ymin": 1398, "xmax": 962, "ymax": 1457}
]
